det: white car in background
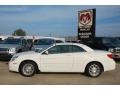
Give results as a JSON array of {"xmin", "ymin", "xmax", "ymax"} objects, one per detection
[
  {"xmin": 32, "ymin": 37, "xmax": 65, "ymax": 51},
  {"xmin": 9, "ymin": 43, "xmax": 116, "ymax": 77}
]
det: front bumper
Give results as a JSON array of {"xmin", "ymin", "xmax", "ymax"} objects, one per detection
[{"xmin": 9, "ymin": 61, "xmax": 19, "ymax": 72}]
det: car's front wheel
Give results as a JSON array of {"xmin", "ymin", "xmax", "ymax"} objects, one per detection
[
  {"xmin": 85, "ymin": 62, "xmax": 103, "ymax": 77},
  {"xmin": 19, "ymin": 61, "xmax": 37, "ymax": 77}
]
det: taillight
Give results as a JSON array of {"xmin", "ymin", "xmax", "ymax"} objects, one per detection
[{"xmin": 107, "ymin": 54, "xmax": 113, "ymax": 59}]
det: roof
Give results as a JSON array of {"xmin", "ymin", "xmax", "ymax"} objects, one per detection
[
  {"xmin": 52, "ymin": 43, "xmax": 94, "ymax": 52},
  {"xmin": 53, "ymin": 42, "xmax": 82, "ymax": 45}
]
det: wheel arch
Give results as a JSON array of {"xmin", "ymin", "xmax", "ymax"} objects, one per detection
[
  {"xmin": 19, "ymin": 60, "xmax": 39, "ymax": 72},
  {"xmin": 84, "ymin": 61, "xmax": 104, "ymax": 72}
]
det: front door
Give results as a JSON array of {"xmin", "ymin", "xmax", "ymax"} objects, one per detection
[{"xmin": 40, "ymin": 45, "xmax": 74, "ymax": 72}]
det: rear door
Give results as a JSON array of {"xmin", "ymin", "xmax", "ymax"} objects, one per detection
[{"xmin": 70, "ymin": 45, "xmax": 88, "ymax": 72}]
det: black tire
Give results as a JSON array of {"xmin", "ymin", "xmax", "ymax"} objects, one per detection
[
  {"xmin": 85, "ymin": 62, "xmax": 103, "ymax": 77},
  {"xmin": 19, "ymin": 61, "xmax": 37, "ymax": 77}
]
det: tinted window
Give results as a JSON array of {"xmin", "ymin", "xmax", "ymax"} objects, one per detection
[
  {"xmin": 55, "ymin": 40, "xmax": 64, "ymax": 43},
  {"xmin": 22, "ymin": 39, "xmax": 27, "ymax": 46},
  {"xmin": 48, "ymin": 45, "xmax": 69, "ymax": 54},
  {"xmin": 3, "ymin": 39, "xmax": 21, "ymax": 44},
  {"xmin": 34, "ymin": 39, "xmax": 55, "ymax": 45},
  {"xmin": 48, "ymin": 46, "xmax": 60, "ymax": 54},
  {"xmin": 48, "ymin": 45, "xmax": 85, "ymax": 54},
  {"xmin": 71, "ymin": 45, "xmax": 85, "ymax": 52}
]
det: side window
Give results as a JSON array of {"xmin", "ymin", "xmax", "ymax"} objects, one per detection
[
  {"xmin": 48, "ymin": 45, "xmax": 60, "ymax": 54},
  {"xmin": 22, "ymin": 39, "xmax": 27, "ymax": 46},
  {"xmin": 72, "ymin": 45, "xmax": 85, "ymax": 52},
  {"xmin": 59, "ymin": 45, "xmax": 68, "ymax": 53},
  {"xmin": 48, "ymin": 45, "xmax": 69, "ymax": 54},
  {"xmin": 47, "ymin": 45, "xmax": 85, "ymax": 54}
]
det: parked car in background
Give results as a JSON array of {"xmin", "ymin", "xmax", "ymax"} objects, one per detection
[
  {"xmin": 0, "ymin": 39, "xmax": 4, "ymax": 44},
  {"xmin": 9, "ymin": 43, "xmax": 115, "ymax": 77},
  {"xmin": 0, "ymin": 37, "xmax": 29, "ymax": 60},
  {"xmin": 26, "ymin": 39, "xmax": 34, "ymax": 50},
  {"xmin": 87, "ymin": 37, "xmax": 120, "ymax": 60},
  {"xmin": 32, "ymin": 37, "xmax": 65, "ymax": 51},
  {"xmin": 118, "ymin": 37, "xmax": 120, "ymax": 40}
]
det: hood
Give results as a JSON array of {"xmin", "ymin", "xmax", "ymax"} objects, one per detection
[
  {"xmin": 0, "ymin": 44, "xmax": 19, "ymax": 48},
  {"xmin": 14, "ymin": 51, "xmax": 39, "ymax": 57}
]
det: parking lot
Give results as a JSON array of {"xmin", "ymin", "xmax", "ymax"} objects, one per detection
[{"xmin": 0, "ymin": 61, "xmax": 119, "ymax": 85}]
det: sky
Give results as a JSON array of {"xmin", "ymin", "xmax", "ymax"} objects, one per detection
[{"xmin": 0, "ymin": 5, "xmax": 120, "ymax": 37}]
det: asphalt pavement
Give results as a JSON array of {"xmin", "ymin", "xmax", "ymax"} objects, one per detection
[{"xmin": 0, "ymin": 61, "xmax": 120, "ymax": 85}]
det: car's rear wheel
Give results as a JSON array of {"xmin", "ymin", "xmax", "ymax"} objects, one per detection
[
  {"xmin": 85, "ymin": 62, "xmax": 103, "ymax": 77},
  {"xmin": 19, "ymin": 61, "xmax": 37, "ymax": 77}
]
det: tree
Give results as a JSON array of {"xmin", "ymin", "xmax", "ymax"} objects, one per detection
[{"xmin": 12, "ymin": 28, "xmax": 26, "ymax": 36}]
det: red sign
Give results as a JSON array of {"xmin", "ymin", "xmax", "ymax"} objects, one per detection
[
  {"xmin": 79, "ymin": 10, "xmax": 93, "ymax": 27},
  {"xmin": 80, "ymin": 12, "xmax": 92, "ymax": 25}
]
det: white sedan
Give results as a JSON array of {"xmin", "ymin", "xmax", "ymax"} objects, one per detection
[{"xmin": 9, "ymin": 43, "xmax": 116, "ymax": 77}]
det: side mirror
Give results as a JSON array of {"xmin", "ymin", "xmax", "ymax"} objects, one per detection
[{"xmin": 44, "ymin": 51, "xmax": 49, "ymax": 55}]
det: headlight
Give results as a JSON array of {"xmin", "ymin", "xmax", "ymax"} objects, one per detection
[
  {"xmin": 11, "ymin": 56, "xmax": 18, "ymax": 61},
  {"xmin": 9, "ymin": 48, "xmax": 16, "ymax": 54},
  {"xmin": 108, "ymin": 48, "xmax": 114, "ymax": 52}
]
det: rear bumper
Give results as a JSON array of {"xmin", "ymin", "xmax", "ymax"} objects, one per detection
[{"xmin": 104, "ymin": 60, "xmax": 116, "ymax": 72}]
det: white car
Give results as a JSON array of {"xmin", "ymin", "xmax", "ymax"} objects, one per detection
[{"xmin": 9, "ymin": 43, "xmax": 116, "ymax": 77}]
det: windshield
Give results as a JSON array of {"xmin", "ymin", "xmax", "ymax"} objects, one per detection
[
  {"xmin": 34, "ymin": 39, "xmax": 55, "ymax": 45},
  {"xmin": 2, "ymin": 39, "xmax": 21, "ymax": 44},
  {"xmin": 102, "ymin": 38, "xmax": 120, "ymax": 45}
]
